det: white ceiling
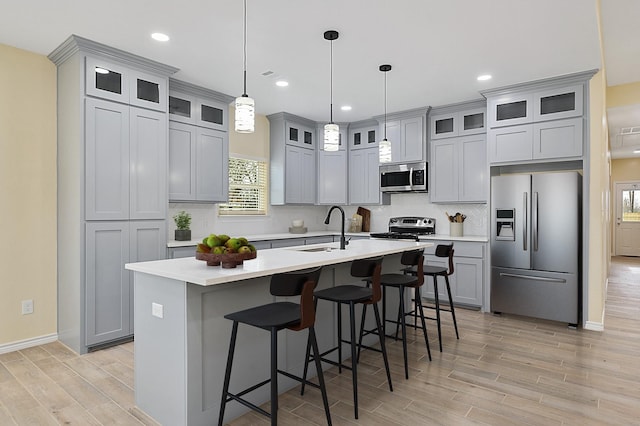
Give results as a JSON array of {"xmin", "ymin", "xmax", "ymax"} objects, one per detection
[{"xmin": 1, "ymin": 0, "xmax": 638, "ymax": 157}]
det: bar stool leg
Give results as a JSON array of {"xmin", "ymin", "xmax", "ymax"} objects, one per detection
[
  {"xmin": 415, "ymin": 287, "xmax": 432, "ymax": 361},
  {"xmin": 356, "ymin": 304, "xmax": 368, "ymax": 362},
  {"xmin": 372, "ymin": 302, "xmax": 393, "ymax": 391},
  {"xmin": 444, "ymin": 275, "xmax": 460, "ymax": 339},
  {"xmin": 218, "ymin": 321, "xmax": 239, "ymax": 426},
  {"xmin": 300, "ymin": 298, "xmax": 318, "ymax": 396},
  {"xmin": 398, "ymin": 286, "xmax": 409, "ymax": 379},
  {"xmin": 337, "ymin": 304, "xmax": 343, "ymax": 374},
  {"xmin": 433, "ymin": 275, "xmax": 443, "ymax": 352},
  {"xmin": 382, "ymin": 286, "xmax": 387, "ymax": 336},
  {"xmin": 270, "ymin": 328, "xmax": 278, "ymax": 426},
  {"xmin": 348, "ymin": 302, "xmax": 359, "ymax": 419},
  {"xmin": 309, "ymin": 326, "xmax": 332, "ymax": 425}
]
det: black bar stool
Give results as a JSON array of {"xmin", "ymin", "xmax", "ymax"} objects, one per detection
[
  {"xmin": 359, "ymin": 249, "xmax": 431, "ymax": 379},
  {"xmin": 301, "ymin": 257, "xmax": 392, "ymax": 419},
  {"xmin": 218, "ymin": 267, "xmax": 331, "ymax": 426},
  {"xmin": 406, "ymin": 243, "xmax": 459, "ymax": 352}
]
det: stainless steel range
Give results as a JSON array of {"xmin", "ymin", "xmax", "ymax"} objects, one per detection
[{"xmin": 370, "ymin": 217, "xmax": 436, "ymax": 241}]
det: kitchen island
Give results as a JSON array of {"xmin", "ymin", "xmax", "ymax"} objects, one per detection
[{"xmin": 125, "ymin": 238, "xmax": 432, "ymax": 426}]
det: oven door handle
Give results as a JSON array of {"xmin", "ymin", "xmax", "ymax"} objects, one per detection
[{"xmin": 409, "ymin": 167, "xmax": 414, "ymax": 187}]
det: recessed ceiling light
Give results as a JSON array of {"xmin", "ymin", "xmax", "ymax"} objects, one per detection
[
  {"xmin": 477, "ymin": 74, "xmax": 492, "ymax": 81},
  {"xmin": 151, "ymin": 33, "xmax": 170, "ymax": 42},
  {"xmin": 634, "ymin": 149, "xmax": 640, "ymax": 154},
  {"xmin": 341, "ymin": 105, "xmax": 352, "ymax": 111},
  {"xmin": 95, "ymin": 67, "xmax": 109, "ymax": 74},
  {"xmin": 275, "ymin": 80, "xmax": 289, "ymax": 87}
]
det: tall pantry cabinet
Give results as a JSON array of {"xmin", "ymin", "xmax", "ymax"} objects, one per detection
[{"xmin": 49, "ymin": 36, "xmax": 178, "ymax": 353}]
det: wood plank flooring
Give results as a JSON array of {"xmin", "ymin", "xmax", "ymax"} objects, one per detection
[{"xmin": 1, "ymin": 256, "xmax": 639, "ymax": 425}]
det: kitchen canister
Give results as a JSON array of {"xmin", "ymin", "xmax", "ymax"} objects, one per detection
[{"xmin": 450, "ymin": 222, "xmax": 463, "ymax": 237}]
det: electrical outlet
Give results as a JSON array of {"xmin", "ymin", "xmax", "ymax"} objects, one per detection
[
  {"xmin": 152, "ymin": 302, "xmax": 164, "ymax": 319},
  {"xmin": 21, "ymin": 299, "xmax": 34, "ymax": 315}
]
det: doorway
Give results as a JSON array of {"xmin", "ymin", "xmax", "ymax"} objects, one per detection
[{"xmin": 614, "ymin": 181, "xmax": 640, "ymax": 256}]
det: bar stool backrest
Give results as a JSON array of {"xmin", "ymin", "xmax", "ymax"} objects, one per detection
[
  {"xmin": 351, "ymin": 256, "xmax": 384, "ymax": 303},
  {"xmin": 270, "ymin": 267, "xmax": 323, "ymax": 330},
  {"xmin": 435, "ymin": 244, "xmax": 455, "ymax": 276},
  {"xmin": 401, "ymin": 249, "xmax": 425, "ymax": 286}
]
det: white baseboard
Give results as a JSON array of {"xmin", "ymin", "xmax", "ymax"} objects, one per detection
[
  {"xmin": 0, "ymin": 333, "xmax": 58, "ymax": 355},
  {"xmin": 584, "ymin": 306, "xmax": 605, "ymax": 331}
]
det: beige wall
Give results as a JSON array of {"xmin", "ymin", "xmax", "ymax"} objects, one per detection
[
  {"xmin": 611, "ymin": 158, "xmax": 640, "ymax": 181},
  {"xmin": 0, "ymin": 44, "xmax": 57, "ymax": 346},
  {"xmin": 228, "ymin": 107, "xmax": 270, "ymax": 160},
  {"xmin": 607, "ymin": 81, "xmax": 640, "ymax": 107},
  {"xmin": 587, "ymin": 69, "xmax": 610, "ymax": 327}
]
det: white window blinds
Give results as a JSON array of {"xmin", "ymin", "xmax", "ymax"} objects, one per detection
[{"xmin": 219, "ymin": 157, "xmax": 268, "ymax": 215}]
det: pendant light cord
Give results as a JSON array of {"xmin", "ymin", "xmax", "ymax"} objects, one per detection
[
  {"xmin": 384, "ymin": 70, "xmax": 387, "ymax": 139},
  {"xmin": 242, "ymin": 0, "xmax": 248, "ymax": 97},
  {"xmin": 330, "ymin": 38, "xmax": 333, "ymax": 124}
]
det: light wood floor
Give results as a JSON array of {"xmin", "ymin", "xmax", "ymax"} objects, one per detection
[{"xmin": 1, "ymin": 257, "xmax": 639, "ymax": 425}]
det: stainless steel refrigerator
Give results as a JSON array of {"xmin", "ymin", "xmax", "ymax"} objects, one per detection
[{"xmin": 490, "ymin": 171, "xmax": 581, "ymax": 325}]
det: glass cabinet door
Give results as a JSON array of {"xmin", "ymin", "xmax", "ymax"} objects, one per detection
[
  {"xmin": 169, "ymin": 92, "xmax": 195, "ymax": 124},
  {"xmin": 488, "ymin": 94, "xmax": 533, "ymax": 128},
  {"xmin": 430, "ymin": 113, "xmax": 457, "ymax": 139},
  {"xmin": 86, "ymin": 57, "xmax": 130, "ymax": 104},
  {"xmin": 459, "ymin": 108, "xmax": 486, "ymax": 136},
  {"xmin": 196, "ymin": 99, "xmax": 228, "ymax": 131},
  {"xmin": 533, "ymin": 84, "xmax": 583, "ymax": 121},
  {"xmin": 130, "ymin": 70, "xmax": 167, "ymax": 112}
]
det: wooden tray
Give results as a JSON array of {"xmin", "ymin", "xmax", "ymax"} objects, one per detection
[
  {"xmin": 196, "ymin": 251, "xmax": 257, "ymax": 268},
  {"xmin": 357, "ymin": 207, "xmax": 371, "ymax": 232}
]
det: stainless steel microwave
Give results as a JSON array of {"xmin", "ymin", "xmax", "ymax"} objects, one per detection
[{"xmin": 380, "ymin": 161, "xmax": 428, "ymax": 193}]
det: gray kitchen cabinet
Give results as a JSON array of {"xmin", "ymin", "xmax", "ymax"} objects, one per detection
[
  {"xmin": 430, "ymin": 135, "xmax": 487, "ymax": 203},
  {"xmin": 285, "ymin": 145, "xmax": 316, "ymax": 204},
  {"xmin": 487, "ymin": 93, "xmax": 533, "ymax": 128},
  {"xmin": 251, "ymin": 240, "xmax": 273, "ymax": 250},
  {"xmin": 533, "ymin": 117, "xmax": 583, "ymax": 159},
  {"xmin": 533, "ymin": 84, "xmax": 583, "ymax": 122},
  {"xmin": 168, "ymin": 121, "xmax": 229, "ymax": 202},
  {"xmin": 85, "ymin": 56, "xmax": 168, "ymax": 112},
  {"xmin": 348, "ymin": 120, "xmax": 378, "ymax": 150},
  {"xmin": 305, "ymin": 236, "xmax": 335, "ymax": 245},
  {"xmin": 422, "ymin": 241, "xmax": 484, "ymax": 308},
  {"xmin": 85, "ymin": 98, "xmax": 167, "ymax": 220},
  {"xmin": 317, "ymin": 148, "xmax": 348, "ymax": 205},
  {"xmin": 430, "ymin": 106, "xmax": 485, "ymax": 140},
  {"xmin": 270, "ymin": 238, "xmax": 306, "ymax": 248},
  {"xmin": 384, "ymin": 113, "xmax": 426, "ymax": 163},
  {"xmin": 168, "ymin": 246, "xmax": 196, "ymax": 259},
  {"xmin": 349, "ymin": 147, "xmax": 387, "ymax": 205},
  {"xmin": 50, "ymin": 35, "xmax": 177, "ymax": 353},
  {"xmin": 487, "ymin": 124, "xmax": 534, "ymax": 164},
  {"xmin": 168, "ymin": 80, "xmax": 233, "ymax": 203},
  {"xmin": 86, "ymin": 220, "xmax": 166, "ymax": 345},
  {"xmin": 85, "ymin": 221, "xmax": 130, "ymax": 346},
  {"xmin": 268, "ymin": 112, "xmax": 317, "ymax": 205},
  {"xmin": 168, "ymin": 79, "xmax": 231, "ymax": 132}
]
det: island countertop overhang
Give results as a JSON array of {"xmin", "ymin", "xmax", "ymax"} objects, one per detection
[{"xmin": 126, "ymin": 239, "xmax": 433, "ymax": 286}]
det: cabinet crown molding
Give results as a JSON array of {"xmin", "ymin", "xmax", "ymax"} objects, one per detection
[
  {"xmin": 169, "ymin": 78, "xmax": 234, "ymax": 104},
  {"xmin": 266, "ymin": 112, "xmax": 317, "ymax": 128},
  {"xmin": 430, "ymin": 99, "xmax": 486, "ymax": 116},
  {"xmin": 48, "ymin": 34, "xmax": 179, "ymax": 77},
  {"xmin": 373, "ymin": 106, "xmax": 430, "ymax": 123},
  {"xmin": 480, "ymin": 69, "xmax": 598, "ymax": 99}
]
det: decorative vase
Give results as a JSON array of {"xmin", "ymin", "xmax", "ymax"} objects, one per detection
[{"xmin": 175, "ymin": 229, "xmax": 191, "ymax": 241}]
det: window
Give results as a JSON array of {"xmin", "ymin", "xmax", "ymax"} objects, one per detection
[
  {"xmin": 622, "ymin": 189, "xmax": 640, "ymax": 222},
  {"xmin": 219, "ymin": 157, "xmax": 268, "ymax": 215}
]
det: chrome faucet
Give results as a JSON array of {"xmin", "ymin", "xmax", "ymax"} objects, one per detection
[{"xmin": 325, "ymin": 205, "xmax": 348, "ymax": 250}]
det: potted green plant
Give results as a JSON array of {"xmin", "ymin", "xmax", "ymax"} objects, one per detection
[{"xmin": 173, "ymin": 211, "xmax": 192, "ymax": 241}]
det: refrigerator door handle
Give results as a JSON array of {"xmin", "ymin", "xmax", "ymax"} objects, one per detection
[
  {"xmin": 533, "ymin": 192, "xmax": 539, "ymax": 251},
  {"xmin": 523, "ymin": 193, "xmax": 527, "ymax": 251},
  {"xmin": 499, "ymin": 272, "xmax": 567, "ymax": 283}
]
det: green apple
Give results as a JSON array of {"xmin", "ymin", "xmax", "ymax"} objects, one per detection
[
  {"xmin": 207, "ymin": 235, "xmax": 222, "ymax": 248},
  {"xmin": 217, "ymin": 234, "xmax": 230, "ymax": 244},
  {"xmin": 212, "ymin": 246, "xmax": 225, "ymax": 255},
  {"xmin": 247, "ymin": 244, "xmax": 256, "ymax": 253},
  {"xmin": 238, "ymin": 245, "xmax": 251, "ymax": 254},
  {"xmin": 238, "ymin": 237, "xmax": 249, "ymax": 246}
]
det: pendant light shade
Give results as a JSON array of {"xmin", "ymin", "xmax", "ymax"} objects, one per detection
[
  {"xmin": 379, "ymin": 64, "xmax": 392, "ymax": 163},
  {"xmin": 323, "ymin": 30, "xmax": 340, "ymax": 151},
  {"xmin": 235, "ymin": 0, "xmax": 255, "ymax": 133}
]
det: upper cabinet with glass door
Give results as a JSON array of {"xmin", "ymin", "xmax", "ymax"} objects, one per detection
[
  {"xmin": 168, "ymin": 79, "xmax": 232, "ymax": 132},
  {"xmin": 430, "ymin": 105, "xmax": 485, "ymax": 140},
  {"xmin": 533, "ymin": 84, "xmax": 583, "ymax": 122},
  {"xmin": 348, "ymin": 119, "xmax": 378, "ymax": 150},
  {"xmin": 487, "ymin": 93, "xmax": 533, "ymax": 128},
  {"xmin": 85, "ymin": 56, "xmax": 168, "ymax": 112}
]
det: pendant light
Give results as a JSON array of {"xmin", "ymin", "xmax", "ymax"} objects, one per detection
[
  {"xmin": 378, "ymin": 64, "xmax": 392, "ymax": 163},
  {"xmin": 235, "ymin": 0, "xmax": 255, "ymax": 133},
  {"xmin": 323, "ymin": 30, "xmax": 340, "ymax": 151}
]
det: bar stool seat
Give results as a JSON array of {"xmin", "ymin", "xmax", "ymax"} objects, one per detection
[
  {"xmin": 218, "ymin": 267, "xmax": 331, "ymax": 426},
  {"xmin": 302, "ymin": 257, "xmax": 392, "ymax": 420}
]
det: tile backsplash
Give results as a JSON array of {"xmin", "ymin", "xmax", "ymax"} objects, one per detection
[{"xmin": 169, "ymin": 193, "xmax": 487, "ymax": 240}]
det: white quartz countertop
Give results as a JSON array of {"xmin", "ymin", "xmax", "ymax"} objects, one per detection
[
  {"xmin": 167, "ymin": 231, "xmax": 487, "ymax": 247},
  {"xmin": 129, "ymin": 239, "xmax": 433, "ymax": 286}
]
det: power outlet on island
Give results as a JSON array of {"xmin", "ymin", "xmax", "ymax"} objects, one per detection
[
  {"xmin": 152, "ymin": 302, "xmax": 164, "ymax": 319},
  {"xmin": 21, "ymin": 299, "xmax": 34, "ymax": 315}
]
